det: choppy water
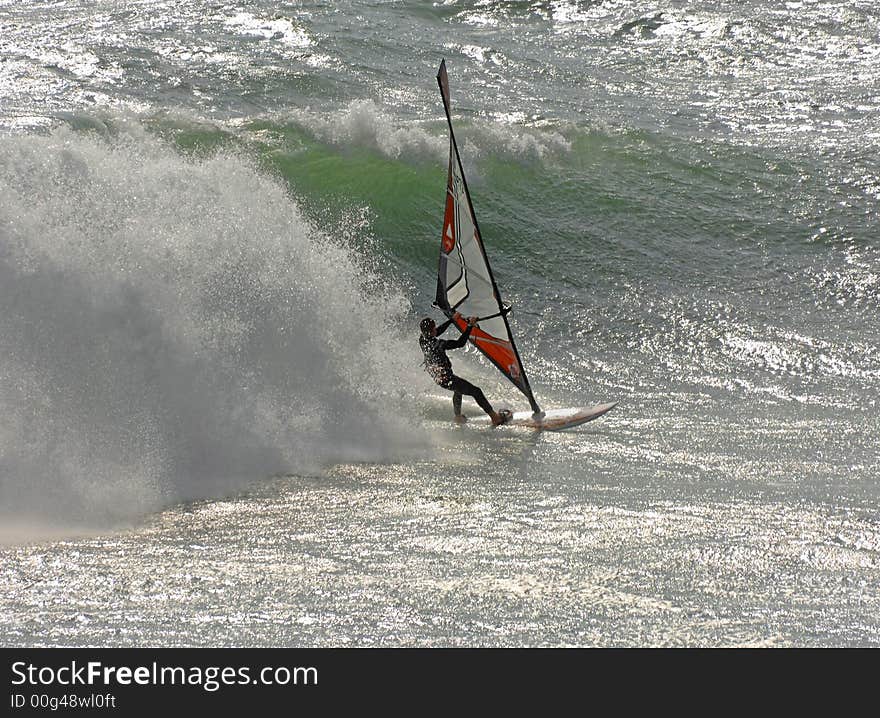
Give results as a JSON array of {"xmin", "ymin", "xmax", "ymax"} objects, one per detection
[{"xmin": 0, "ymin": 1, "xmax": 878, "ymax": 646}]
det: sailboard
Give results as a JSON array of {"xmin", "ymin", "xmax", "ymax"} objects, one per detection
[
  {"xmin": 469, "ymin": 404, "xmax": 618, "ymax": 431},
  {"xmin": 433, "ymin": 59, "xmax": 616, "ymax": 431}
]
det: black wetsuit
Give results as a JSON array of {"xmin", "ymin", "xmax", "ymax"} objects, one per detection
[{"xmin": 420, "ymin": 318, "xmax": 494, "ymax": 417}]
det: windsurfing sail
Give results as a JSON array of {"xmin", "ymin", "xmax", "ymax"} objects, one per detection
[{"xmin": 435, "ymin": 59, "xmax": 541, "ymax": 414}]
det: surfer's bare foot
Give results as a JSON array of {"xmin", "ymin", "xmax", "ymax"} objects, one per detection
[{"xmin": 453, "ymin": 414, "xmax": 467, "ymax": 424}]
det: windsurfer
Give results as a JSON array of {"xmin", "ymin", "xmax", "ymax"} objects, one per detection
[{"xmin": 420, "ymin": 312, "xmax": 511, "ymax": 426}]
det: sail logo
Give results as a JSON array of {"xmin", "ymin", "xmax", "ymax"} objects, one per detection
[
  {"xmin": 442, "ymin": 192, "xmax": 456, "ymax": 253},
  {"xmin": 443, "ymin": 222, "xmax": 455, "ymax": 253},
  {"xmin": 508, "ymin": 362, "xmax": 521, "ymax": 380}
]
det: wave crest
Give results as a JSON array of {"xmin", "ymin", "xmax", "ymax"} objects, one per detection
[{"xmin": 0, "ymin": 125, "xmax": 425, "ymax": 528}]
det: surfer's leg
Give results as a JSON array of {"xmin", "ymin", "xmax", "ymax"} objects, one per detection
[
  {"xmin": 449, "ymin": 376, "xmax": 494, "ymax": 417},
  {"xmin": 452, "ymin": 390, "xmax": 463, "ymax": 416}
]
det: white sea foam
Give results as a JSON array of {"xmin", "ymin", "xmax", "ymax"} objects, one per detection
[
  {"xmin": 0, "ymin": 125, "xmax": 428, "ymax": 528},
  {"xmin": 223, "ymin": 11, "xmax": 312, "ymax": 48},
  {"xmin": 285, "ymin": 100, "xmax": 446, "ymax": 161},
  {"xmin": 284, "ymin": 99, "xmax": 571, "ymax": 165}
]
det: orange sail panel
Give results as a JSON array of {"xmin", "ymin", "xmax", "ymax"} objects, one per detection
[{"xmin": 434, "ymin": 60, "xmax": 540, "ymax": 413}]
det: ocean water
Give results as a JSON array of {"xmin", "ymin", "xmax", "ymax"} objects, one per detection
[{"xmin": 0, "ymin": 1, "xmax": 878, "ymax": 646}]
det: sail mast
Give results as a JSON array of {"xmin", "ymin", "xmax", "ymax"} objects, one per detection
[{"xmin": 436, "ymin": 60, "xmax": 540, "ymax": 414}]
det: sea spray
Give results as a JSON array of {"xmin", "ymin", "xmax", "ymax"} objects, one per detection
[{"xmin": 0, "ymin": 124, "xmax": 426, "ymax": 527}]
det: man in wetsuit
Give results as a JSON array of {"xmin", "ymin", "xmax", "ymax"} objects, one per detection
[{"xmin": 419, "ymin": 311, "xmax": 511, "ymax": 426}]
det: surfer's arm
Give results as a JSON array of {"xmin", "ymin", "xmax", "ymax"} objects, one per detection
[
  {"xmin": 435, "ymin": 318, "xmax": 454, "ymax": 336},
  {"xmin": 435, "ymin": 311, "xmax": 464, "ymax": 337},
  {"xmin": 442, "ymin": 322, "xmax": 473, "ymax": 350}
]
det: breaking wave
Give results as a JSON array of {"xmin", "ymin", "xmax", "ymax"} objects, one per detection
[{"xmin": 0, "ymin": 123, "xmax": 426, "ymax": 528}]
